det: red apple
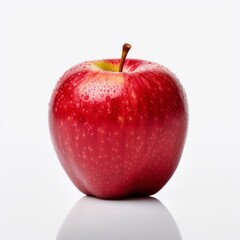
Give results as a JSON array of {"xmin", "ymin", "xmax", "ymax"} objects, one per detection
[{"xmin": 49, "ymin": 44, "xmax": 188, "ymax": 199}]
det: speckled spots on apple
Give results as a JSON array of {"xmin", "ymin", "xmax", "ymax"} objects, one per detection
[{"xmin": 49, "ymin": 59, "xmax": 188, "ymax": 199}]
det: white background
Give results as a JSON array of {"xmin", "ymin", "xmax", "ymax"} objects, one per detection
[{"xmin": 0, "ymin": 0, "xmax": 239, "ymax": 239}]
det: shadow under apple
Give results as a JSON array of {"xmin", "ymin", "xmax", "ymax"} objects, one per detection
[{"xmin": 56, "ymin": 196, "xmax": 181, "ymax": 240}]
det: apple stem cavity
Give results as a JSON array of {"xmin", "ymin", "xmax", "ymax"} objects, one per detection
[{"xmin": 118, "ymin": 43, "xmax": 131, "ymax": 72}]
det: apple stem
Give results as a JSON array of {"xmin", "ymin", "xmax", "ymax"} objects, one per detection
[{"xmin": 118, "ymin": 43, "xmax": 131, "ymax": 72}]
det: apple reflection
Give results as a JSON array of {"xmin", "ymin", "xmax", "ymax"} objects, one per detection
[{"xmin": 57, "ymin": 196, "xmax": 181, "ymax": 240}]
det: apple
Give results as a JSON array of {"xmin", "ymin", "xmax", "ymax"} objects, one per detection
[{"xmin": 49, "ymin": 44, "xmax": 188, "ymax": 199}]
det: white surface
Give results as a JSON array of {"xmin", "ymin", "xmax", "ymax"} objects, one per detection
[
  {"xmin": 0, "ymin": 0, "xmax": 239, "ymax": 239},
  {"xmin": 56, "ymin": 197, "xmax": 181, "ymax": 240}
]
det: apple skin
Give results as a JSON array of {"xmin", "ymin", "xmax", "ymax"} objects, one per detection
[{"xmin": 49, "ymin": 59, "xmax": 188, "ymax": 199}]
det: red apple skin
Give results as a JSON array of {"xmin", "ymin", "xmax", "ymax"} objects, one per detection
[{"xmin": 49, "ymin": 59, "xmax": 188, "ymax": 199}]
